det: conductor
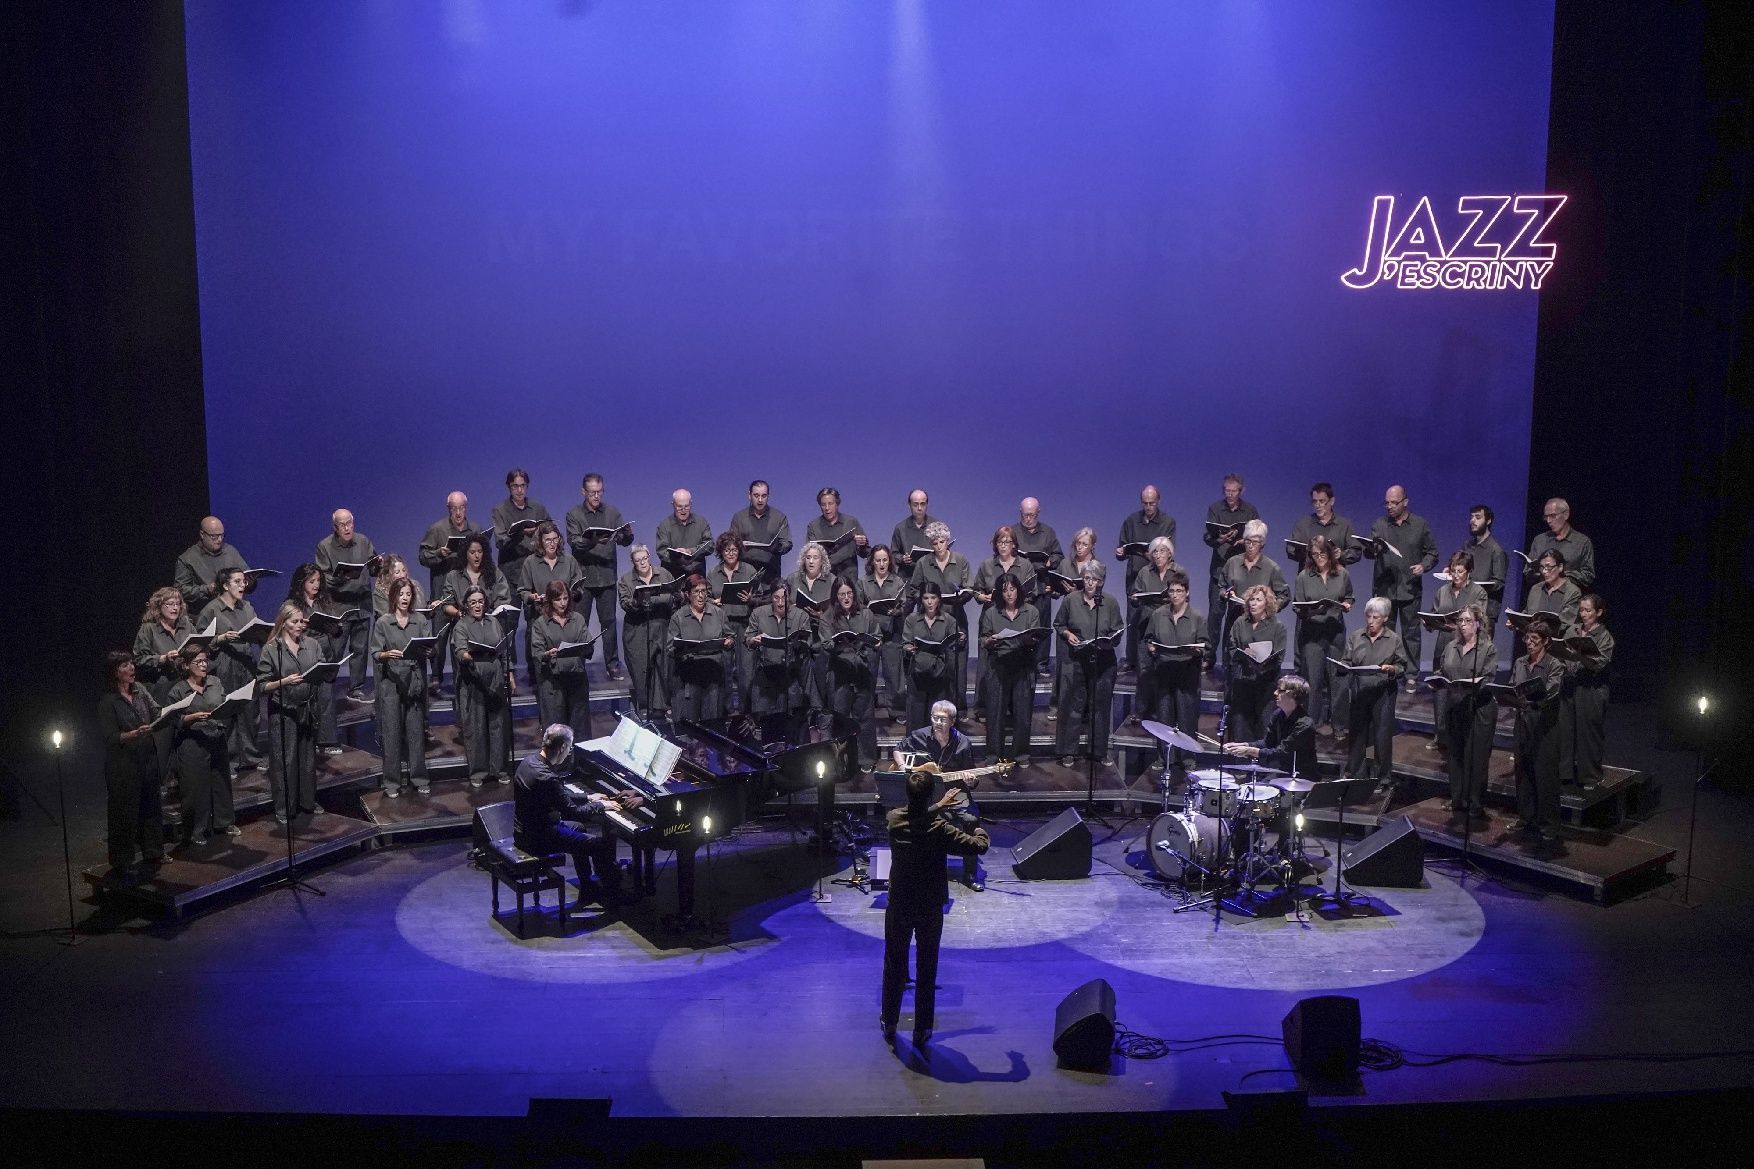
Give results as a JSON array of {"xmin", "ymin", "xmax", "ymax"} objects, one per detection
[{"xmin": 880, "ymin": 767, "xmax": 990, "ymax": 1050}]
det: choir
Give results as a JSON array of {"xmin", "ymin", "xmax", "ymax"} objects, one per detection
[{"xmin": 107, "ymin": 475, "xmax": 1611, "ymax": 872}]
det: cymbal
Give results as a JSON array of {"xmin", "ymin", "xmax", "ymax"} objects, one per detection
[
  {"xmin": 1272, "ymin": 778, "xmax": 1315, "ymax": 795},
  {"xmin": 1224, "ymin": 762, "xmax": 1287, "ymax": 777}
]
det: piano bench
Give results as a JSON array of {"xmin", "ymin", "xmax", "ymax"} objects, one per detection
[
  {"xmin": 474, "ymin": 802, "xmax": 569, "ymax": 936},
  {"xmin": 487, "ymin": 845, "xmax": 569, "ymax": 936}
]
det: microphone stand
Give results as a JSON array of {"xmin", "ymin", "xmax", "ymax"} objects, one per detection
[{"xmin": 266, "ymin": 646, "xmax": 324, "ymax": 898}]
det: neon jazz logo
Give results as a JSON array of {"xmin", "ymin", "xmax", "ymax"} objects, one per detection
[{"xmin": 1342, "ymin": 194, "xmax": 1566, "ymax": 290}]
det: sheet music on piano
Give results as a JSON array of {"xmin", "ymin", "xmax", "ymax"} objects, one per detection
[{"xmin": 581, "ymin": 714, "xmax": 684, "ymax": 789}]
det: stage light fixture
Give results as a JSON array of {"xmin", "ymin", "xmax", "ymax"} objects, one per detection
[
  {"xmin": 52, "ymin": 729, "xmax": 64, "ymax": 750},
  {"xmin": 816, "ymin": 759, "xmax": 826, "ymax": 781},
  {"xmin": 1696, "ymin": 695, "xmax": 1710, "ymax": 717},
  {"xmin": 702, "ymin": 815, "xmax": 713, "ymax": 835},
  {"xmin": 1295, "ymin": 812, "xmax": 1305, "ymax": 832}
]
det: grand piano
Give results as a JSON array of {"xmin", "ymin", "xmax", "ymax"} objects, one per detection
[{"xmin": 564, "ymin": 711, "xmax": 856, "ymax": 919}]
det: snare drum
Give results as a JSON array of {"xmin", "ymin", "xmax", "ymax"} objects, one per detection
[
  {"xmin": 1187, "ymin": 770, "xmax": 1240, "ymax": 818},
  {"xmin": 1237, "ymin": 782, "xmax": 1282, "ymax": 820},
  {"xmin": 1148, "ymin": 810, "xmax": 1226, "ymax": 881}
]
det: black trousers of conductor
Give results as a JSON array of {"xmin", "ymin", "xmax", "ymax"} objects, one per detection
[{"xmin": 882, "ymin": 902, "xmax": 945, "ymax": 1033}]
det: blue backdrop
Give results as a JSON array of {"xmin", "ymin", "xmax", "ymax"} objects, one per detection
[{"xmin": 185, "ymin": 0, "xmax": 1554, "ymax": 660}]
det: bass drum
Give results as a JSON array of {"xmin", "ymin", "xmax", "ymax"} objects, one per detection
[{"xmin": 1148, "ymin": 811, "xmax": 1227, "ymax": 882}]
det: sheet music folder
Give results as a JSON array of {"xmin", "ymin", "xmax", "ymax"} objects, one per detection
[{"xmin": 580, "ymin": 715, "xmax": 682, "ymax": 789}]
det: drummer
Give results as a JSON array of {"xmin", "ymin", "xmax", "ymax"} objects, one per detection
[{"xmin": 1222, "ymin": 674, "xmax": 1318, "ymax": 859}]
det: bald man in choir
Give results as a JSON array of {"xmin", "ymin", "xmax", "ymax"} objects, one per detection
[
  {"xmin": 418, "ymin": 490, "xmax": 479, "ymax": 691},
  {"xmin": 1115, "ymin": 484, "xmax": 1176, "ymax": 674},
  {"xmin": 1013, "ymin": 497, "xmax": 1063, "ymax": 678},
  {"xmin": 889, "ymin": 488, "xmax": 939, "ymax": 576},
  {"xmin": 1525, "ymin": 497, "xmax": 1596, "ymax": 591},
  {"xmin": 1366, "ymin": 485, "xmax": 1438, "ymax": 689},
  {"xmin": 1287, "ymin": 482, "xmax": 1362, "ymax": 568},
  {"xmin": 655, "ymin": 488, "xmax": 713, "ymax": 581},
  {"xmin": 314, "ymin": 507, "xmax": 378, "ymax": 702},
  {"xmin": 174, "ymin": 515, "xmax": 251, "ymax": 614}
]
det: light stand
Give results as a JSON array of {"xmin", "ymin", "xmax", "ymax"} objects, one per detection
[
  {"xmin": 51, "ymin": 731, "xmax": 78, "ymax": 946},
  {"xmin": 1680, "ymin": 695, "xmax": 1712, "ymax": 906}
]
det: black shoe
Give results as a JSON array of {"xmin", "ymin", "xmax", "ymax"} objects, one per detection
[
  {"xmin": 347, "ymin": 687, "xmax": 369, "ymax": 703},
  {"xmin": 880, "ymin": 1019, "xmax": 897, "ymax": 1044},
  {"xmin": 606, "ymin": 664, "xmax": 625, "ymax": 681}
]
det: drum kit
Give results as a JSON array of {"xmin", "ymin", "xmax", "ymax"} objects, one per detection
[{"xmin": 1140, "ymin": 721, "xmax": 1320, "ymax": 916}]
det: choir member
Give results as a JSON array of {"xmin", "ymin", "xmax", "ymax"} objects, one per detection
[
  {"xmin": 451, "ymin": 584, "xmax": 511, "ymax": 786},
  {"xmin": 565, "ymin": 473, "xmax": 633, "ymax": 681},
  {"xmin": 1291, "ymin": 535, "xmax": 1354, "ymax": 732},
  {"xmin": 1560, "ymin": 592, "xmax": 1615, "ymax": 786},
  {"xmin": 166, "ymin": 646, "xmax": 237, "ymax": 844},
  {"xmin": 1287, "ymin": 482, "xmax": 1361, "ymax": 567},
  {"xmin": 806, "ymin": 485, "xmax": 870, "ymax": 580},
  {"xmin": 1526, "ymin": 549, "xmax": 1581, "ymax": 635},
  {"xmin": 518, "ymin": 520, "xmax": 584, "ymax": 682},
  {"xmin": 1203, "ymin": 473, "xmax": 1259, "ymax": 637},
  {"xmin": 97, "ymin": 651, "xmax": 165, "ymax": 876},
  {"xmin": 417, "ymin": 490, "xmax": 476, "ymax": 687},
  {"xmin": 889, "ymin": 488, "xmax": 937, "ymax": 575},
  {"xmin": 1436, "ymin": 602, "xmax": 1497, "ymax": 827},
  {"xmin": 1341, "ymin": 597, "xmax": 1411, "ymax": 782},
  {"xmin": 1367, "ymin": 485, "xmax": 1438, "ymax": 686},
  {"xmin": 911, "ymin": 522, "xmax": 974, "ymax": 716},
  {"xmin": 1525, "ymin": 497, "xmax": 1596, "ymax": 590},
  {"xmin": 655, "ymin": 488, "xmax": 713, "ymax": 580},
  {"xmin": 133, "ymin": 586, "xmax": 192, "ymax": 705},
  {"xmin": 196, "ymin": 566, "xmax": 265, "ymax": 772},
  {"xmin": 825, "ymin": 575, "xmax": 881, "ymax": 770},
  {"xmin": 441, "ymin": 533, "xmax": 508, "ymax": 621},
  {"xmin": 1127, "ymin": 535, "xmax": 1179, "ymax": 721},
  {"xmin": 902, "ymin": 582, "xmax": 962, "ymax": 732},
  {"xmin": 1225, "ymin": 583, "xmax": 1287, "ymax": 744},
  {"xmin": 258, "ymin": 601, "xmax": 324, "ymax": 822},
  {"xmin": 1463, "ymin": 504, "xmax": 1509, "ymax": 629},
  {"xmin": 1218, "ymin": 519, "xmax": 1290, "ymax": 670},
  {"xmin": 372, "ymin": 553, "xmax": 428, "ymax": 617},
  {"xmin": 370, "ymin": 576, "xmax": 431, "ymax": 797},
  {"xmin": 1428, "ymin": 550, "xmax": 1488, "ymax": 750},
  {"xmin": 708, "ymin": 532, "xmax": 759, "ymax": 710},
  {"xmin": 530, "ymin": 579, "xmax": 593, "ymax": 742},
  {"xmin": 726, "ymin": 479, "xmax": 792, "ymax": 603},
  {"xmin": 972, "ymin": 525, "xmax": 1037, "ymax": 721},
  {"xmin": 789, "ymin": 540, "xmax": 836, "ymax": 705},
  {"xmin": 979, "ymin": 572, "xmax": 1039, "ymax": 766},
  {"xmin": 492, "ymin": 467, "xmax": 551, "ymax": 574},
  {"xmin": 1510, "ymin": 618, "xmax": 1566, "ymax": 843},
  {"xmin": 669, "ymin": 573, "xmax": 734, "ymax": 721},
  {"xmin": 860, "ymin": 544, "xmax": 911, "ymax": 725},
  {"xmin": 1115, "ymin": 484, "xmax": 1176, "ymax": 673},
  {"xmin": 1013, "ymin": 498, "xmax": 1063, "ymax": 677},
  {"xmin": 974, "ymin": 525, "xmax": 1038, "ymax": 607},
  {"xmin": 1054, "ymin": 561, "xmax": 1123, "ymax": 766},
  {"xmin": 173, "ymin": 515, "xmax": 249, "ymax": 613},
  {"xmin": 314, "ymin": 507, "xmax": 378, "ymax": 701},
  {"xmin": 747, "ymin": 586, "xmax": 811, "ymax": 715},
  {"xmin": 1143, "ymin": 569, "xmax": 1207, "ymax": 769},
  {"xmin": 287, "ymin": 564, "xmax": 342, "ymax": 753},
  {"xmin": 618, "ymin": 544, "xmax": 678, "ymax": 717},
  {"xmin": 1046, "ymin": 527, "xmax": 1100, "ymax": 719}
]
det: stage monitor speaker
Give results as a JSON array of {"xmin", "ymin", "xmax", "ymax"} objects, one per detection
[
  {"xmin": 1053, "ymin": 977, "xmax": 1116, "ymax": 1070},
  {"xmin": 1342, "ymin": 816, "xmax": 1424, "ymax": 887},
  {"xmin": 1281, "ymin": 995, "xmax": 1360, "ymax": 1078},
  {"xmin": 1010, "ymin": 807, "xmax": 1092, "ymax": 880}
]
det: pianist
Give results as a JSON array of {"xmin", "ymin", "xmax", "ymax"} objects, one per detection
[{"xmin": 514, "ymin": 723, "xmax": 630, "ymax": 906}]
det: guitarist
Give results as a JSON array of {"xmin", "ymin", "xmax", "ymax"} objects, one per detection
[{"xmin": 893, "ymin": 700, "xmax": 989, "ymax": 891}]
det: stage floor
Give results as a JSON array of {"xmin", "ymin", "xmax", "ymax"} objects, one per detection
[{"xmin": 4, "ymin": 769, "xmax": 1754, "ymax": 1124}]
